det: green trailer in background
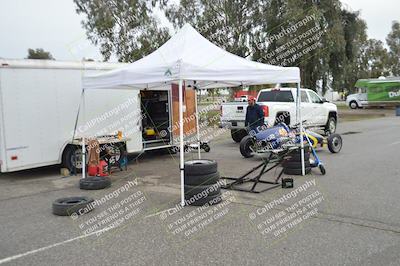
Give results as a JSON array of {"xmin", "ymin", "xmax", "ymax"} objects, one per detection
[{"xmin": 346, "ymin": 77, "xmax": 400, "ymax": 109}]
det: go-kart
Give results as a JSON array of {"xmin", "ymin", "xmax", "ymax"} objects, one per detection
[
  {"xmin": 239, "ymin": 123, "xmax": 342, "ymax": 175},
  {"xmin": 240, "ymin": 123, "xmax": 342, "ymax": 158}
]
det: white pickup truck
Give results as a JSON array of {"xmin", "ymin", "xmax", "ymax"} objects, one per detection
[{"xmin": 220, "ymin": 88, "xmax": 338, "ymax": 142}]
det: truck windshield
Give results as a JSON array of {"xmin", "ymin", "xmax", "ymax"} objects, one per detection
[{"xmin": 258, "ymin": 91, "xmax": 294, "ymax": 102}]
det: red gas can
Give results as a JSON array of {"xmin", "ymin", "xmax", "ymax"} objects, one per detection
[
  {"xmin": 98, "ymin": 160, "xmax": 109, "ymax": 177},
  {"xmin": 88, "ymin": 164, "xmax": 98, "ymax": 176}
]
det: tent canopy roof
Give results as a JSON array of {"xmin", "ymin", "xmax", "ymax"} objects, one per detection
[{"xmin": 83, "ymin": 24, "xmax": 300, "ymax": 90}]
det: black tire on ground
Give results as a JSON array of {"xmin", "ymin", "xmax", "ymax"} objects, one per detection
[
  {"xmin": 62, "ymin": 145, "xmax": 85, "ymax": 172},
  {"xmin": 52, "ymin": 196, "xmax": 95, "ymax": 216},
  {"xmin": 184, "ymin": 160, "xmax": 218, "ymax": 176},
  {"xmin": 324, "ymin": 116, "xmax": 337, "ymax": 135},
  {"xmin": 185, "ymin": 172, "xmax": 220, "ymax": 186},
  {"xmin": 327, "ymin": 133, "xmax": 343, "ymax": 153},
  {"xmin": 240, "ymin": 136, "xmax": 256, "ymax": 158},
  {"xmin": 282, "ymin": 160, "xmax": 311, "ymax": 169},
  {"xmin": 349, "ymin": 101, "xmax": 358, "ymax": 109},
  {"xmin": 184, "ymin": 184, "xmax": 221, "ymax": 197},
  {"xmin": 79, "ymin": 176, "xmax": 111, "ymax": 190},
  {"xmin": 231, "ymin": 129, "xmax": 247, "ymax": 143},
  {"xmin": 283, "ymin": 167, "xmax": 312, "ymax": 175},
  {"xmin": 185, "ymin": 192, "xmax": 222, "ymax": 206}
]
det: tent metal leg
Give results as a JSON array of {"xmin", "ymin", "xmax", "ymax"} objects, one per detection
[
  {"xmin": 194, "ymin": 88, "xmax": 201, "ymax": 159},
  {"xmin": 297, "ymin": 82, "xmax": 305, "ymax": 176},
  {"xmin": 179, "ymin": 79, "xmax": 185, "ymax": 207}
]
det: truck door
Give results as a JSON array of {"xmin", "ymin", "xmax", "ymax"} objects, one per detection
[
  {"xmin": 307, "ymin": 90, "xmax": 326, "ymax": 125},
  {"xmin": 300, "ymin": 90, "xmax": 315, "ymax": 125}
]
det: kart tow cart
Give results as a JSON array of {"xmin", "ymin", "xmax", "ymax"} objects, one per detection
[{"xmin": 221, "ymin": 144, "xmax": 301, "ymax": 193}]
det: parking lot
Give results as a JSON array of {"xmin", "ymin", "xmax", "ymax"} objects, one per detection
[{"xmin": 1, "ymin": 115, "xmax": 400, "ymax": 265}]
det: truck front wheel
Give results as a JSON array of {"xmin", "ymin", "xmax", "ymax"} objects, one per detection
[
  {"xmin": 324, "ymin": 116, "xmax": 337, "ymax": 135},
  {"xmin": 231, "ymin": 129, "xmax": 247, "ymax": 143}
]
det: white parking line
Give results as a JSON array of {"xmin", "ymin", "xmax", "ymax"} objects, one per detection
[
  {"xmin": 0, "ymin": 227, "xmax": 113, "ymax": 265},
  {"xmin": 144, "ymin": 207, "xmax": 176, "ymax": 218},
  {"xmin": 390, "ymin": 141, "xmax": 400, "ymax": 145}
]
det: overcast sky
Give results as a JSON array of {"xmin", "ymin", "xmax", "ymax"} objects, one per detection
[{"xmin": 0, "ymin": 0, "xmax": 398, "ymax": 61}]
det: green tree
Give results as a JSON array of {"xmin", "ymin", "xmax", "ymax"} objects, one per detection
[
  {"xmin": 386, "ymin": 21, "xmax": 400, "ymax": 76},
  {"xmin": 359, "ymin": 39, "xmax": 390, "ymax": 78},
  {"xmin": 165, "ymin": 0, "xmax": 260, "ymax": 58},
  {"xmin": 73, "ymin": 0, "xmax": 170, "ymax": 62},
  {"xmin": 26, "ymin": 48, "xmax": 54, "ymax": 60}
]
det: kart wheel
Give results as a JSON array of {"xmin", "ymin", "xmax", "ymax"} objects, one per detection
[
  {"xmin": 240, "ymin": 136, "xmax": 256, "ymax": 158},
  {"xmin": 327, "ymin": 134, "xmax": 342, "ymax": 153},
  {"xmin": 319, "ymin": 164, "xmax": 326, "ymax": 175}
]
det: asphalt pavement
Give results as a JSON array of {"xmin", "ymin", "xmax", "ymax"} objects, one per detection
[{"xmin": 0, "ymin": 116, "xmax": 399, "ymax": 265}]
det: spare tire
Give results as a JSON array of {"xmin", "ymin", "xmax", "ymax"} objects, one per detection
[
  {"xmin": 79, "ymin": 176, "xmax": 111, "ymax": 190},
  {"xmin": 185, "ymin": 172, "xmax": 220, "ymax": 186},
  {"xmin": 52, "ymin": 196, "xmax": 94, "ymax": 216},
  {"xmin": 185, "ymin": 160, "xmax": 218, "ymax": 176}
]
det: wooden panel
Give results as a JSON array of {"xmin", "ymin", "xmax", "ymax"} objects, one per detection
[{"xmin": 171, "ymin": 84, "xmax": 197, "ymax": 138}]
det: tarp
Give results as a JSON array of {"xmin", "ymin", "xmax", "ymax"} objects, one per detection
[{"xmin": 83, "ymin": 24, "xmax": 300, "ymax": 90}]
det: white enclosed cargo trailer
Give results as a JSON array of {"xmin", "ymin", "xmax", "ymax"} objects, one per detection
[{"xmin": 0, "ymin": 59, "xmax": 175, "ymax": 173}]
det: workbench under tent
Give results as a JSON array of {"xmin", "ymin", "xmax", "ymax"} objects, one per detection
[{"xmin": 82, "ymin": 23, "xmax": 304, "ymax": 206}]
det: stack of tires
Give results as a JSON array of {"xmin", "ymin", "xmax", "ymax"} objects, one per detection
[
  {"xmin": 184, "ymin": 160, "xmax": 222, "ymax": 206},
  {"xmin": 282, "ymin": 147, "xmax": 311, "ymax": 175}
]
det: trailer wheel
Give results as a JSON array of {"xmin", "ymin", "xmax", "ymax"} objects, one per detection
[{"xmin": 62, "ymin": 145, "xmax": 86, "ymax": 172}]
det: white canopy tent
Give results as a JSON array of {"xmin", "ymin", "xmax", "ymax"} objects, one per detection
[{"xmin": 82, "ymin": 24, "xmax": 305, "ymax": 206}]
